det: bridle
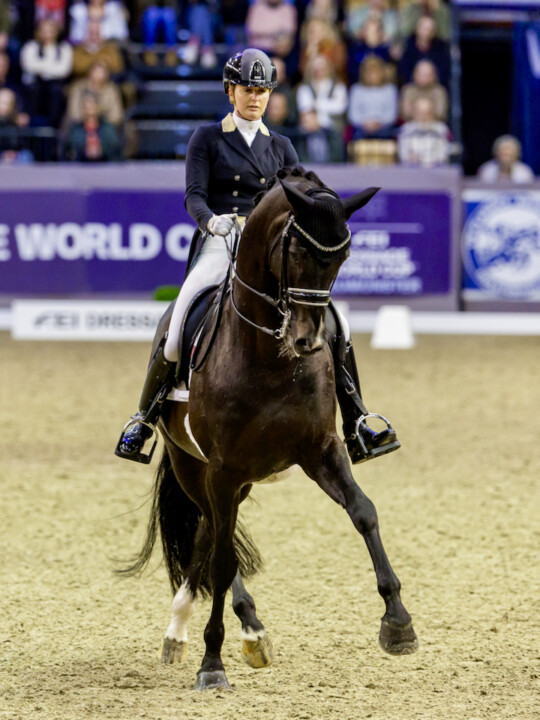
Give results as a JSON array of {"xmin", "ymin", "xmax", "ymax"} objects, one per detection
[{"xmin": 227, "ymin": 211, "xmax": 351, "ymax": 339}]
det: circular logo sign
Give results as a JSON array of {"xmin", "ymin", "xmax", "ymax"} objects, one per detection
[{"xmin": 462, "ymin": 194, "xmax": 540, "ymax": 298}]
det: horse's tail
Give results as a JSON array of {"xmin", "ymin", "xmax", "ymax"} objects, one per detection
[{"xmin": 117, "ymin": 447, "xmax": 262, "ymax": 598}]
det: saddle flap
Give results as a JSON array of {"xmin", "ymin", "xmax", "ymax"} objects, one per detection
[{"xmin": 177, "ymin": 285, "xmax": 221, "ymax": 387}]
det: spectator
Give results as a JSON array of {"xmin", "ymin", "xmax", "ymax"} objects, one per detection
[
  {"xmin": 182, "ymin": 1, "xmax": 218, "ymax": 69},
  {"xmin": 69, "ymin": 0, "xmax": 129, "ymax": 45},
  {"xmin": 65, "ymin": 90, "xmax": 122, "ymax": 161},
  {"xmin": 398, "ymin": 15, "xmax": 450, "ymax": 87},
  {"xmin": 65, "ymin": 59, "xmax": 124, "ymax": 127},
  {"xmin": 305, "ymin": 0, "xmax": 339, "ymax": 26},
  {"xmin": 20, "ymin": 18, "xmax": 72, "ymax": 126},
  {"xmin": 398, "ymin": 0, "xmax": 450, "ymax": 42},
  {"xmin": 0, "ymin": 0, "xmax": 15, "ymax": 49},
  {"xmin": 477, "ymin": 135, "xmax": 535, "ymax": 184},
  {"xmin": 299, "ymin": 17, "xmax": 347, "ymax": 84},
  {"xmin": 0, "ymin": 88, "xmax": 35, "ymax": 162},
  {"xmin": 272, "ymin": 55, "xmax": 298, "ymax": 125},
  {"xmin": 35, "ymin": 0, "xmax": 68, "ymax": 30},
  {"xmin": 399, "ymin": 59, "xmax": 448, "ymax": 121},
  {"xmin": 297, "ymin": 54, "xmax": 347, "ymax": 161},
  {"xmin": 135, "ymin": 0, "xmax": 178, "ymax": 67},
  {"xmin": 72, "ymin": 19, "xmax": 125, "ymax": 79},
  {"xmin": 0, "ymin": 51, "xmax": 23, "ymax": 97},
  {"xmin": 346, "ymin": 0, "xmax": 398, "ymax": 44},
  {"xmin": 348, "ymin": 16, "xmax": 393, "ymax": 83},
  {"xmin": 0, "ymin": 87, "xmax": 22, "ymax": 127},
  {"xmin": 348, "ymin": 55, "xmax": 397, "ymax": 139},
  {"xmin": 265, "ymin": 90, "xmax": 297, "ymax": 137},
  {"xmin": 0, "ymin": 55, "xmax": 29, "ymax": 125},
  {"xmin": 246, "ymin": 0, "xmax": 298, "ymax": 60},
  {"xmin": 398, "ymin": 95, "xmax": 450, "ymax": 167},
  {"xmin": 221, "ymin": 0, "xmax": 249, "ymax": 52}
]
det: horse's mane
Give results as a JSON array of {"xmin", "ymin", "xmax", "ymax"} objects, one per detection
[{"xmin": 252, "ymin": 165, "xmax": 326, "ymax": 209}]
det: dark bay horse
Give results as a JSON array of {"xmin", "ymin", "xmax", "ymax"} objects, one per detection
[{"xmin": 126, "ymin": 167, "xmax": 418, "ymax": 691}]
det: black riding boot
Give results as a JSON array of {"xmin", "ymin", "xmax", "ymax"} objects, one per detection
[
  {"xmin": 327, "ymin": 300, "xmax": 400, "ymax": 464},
  {"xmin": 115, "ymin": 343, "xmax": 176, "ymax": 464},
  {"xmin": 335, "ymin": 341, "xmax": 400, "ymax": 463}
]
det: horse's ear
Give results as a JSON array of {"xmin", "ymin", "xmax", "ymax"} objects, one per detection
[
  {"xmin": 280, "ymin": 178, "xmax": 316, "ymax": 213},
  {"xmin": 341, "ymin": 187, "xmax": 380, "ymax": 219}
]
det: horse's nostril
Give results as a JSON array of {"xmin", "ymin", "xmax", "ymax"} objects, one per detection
[{"xmin": 295, "ymin": 336, "xmax": 324, "ymax": 353}]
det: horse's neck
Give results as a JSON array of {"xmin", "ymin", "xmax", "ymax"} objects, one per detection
[{"xmin": 230, "ymin": 224, "xmax": 281, "ymax": 358}]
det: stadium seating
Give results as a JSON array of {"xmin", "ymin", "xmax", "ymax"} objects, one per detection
[
  {"xmin": 130, "ymin": 80, "xmax": 229, "ymax": 120},
  {"xmin": 133, "ymin": 119, "xmax": 202, "ymax": 159}
]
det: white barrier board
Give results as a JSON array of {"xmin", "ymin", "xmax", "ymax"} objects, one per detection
[{"xmin": 11, "ymin": 300, "xmax": 167, "ymax": 341}]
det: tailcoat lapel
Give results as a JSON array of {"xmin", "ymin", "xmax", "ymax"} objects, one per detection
[{"xmin": 221, "ymin": 113, "xmax": 272, "ymax": 176}]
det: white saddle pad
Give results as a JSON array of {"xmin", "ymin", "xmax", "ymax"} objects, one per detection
[{"xmin": 166, "ymin": 385, "xmax": 189, "ymax": 402}]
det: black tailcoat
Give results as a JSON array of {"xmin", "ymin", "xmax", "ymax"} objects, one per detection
[{"xmin": 184, "ymin": 112, "xmax": 299, "ymax": 274}]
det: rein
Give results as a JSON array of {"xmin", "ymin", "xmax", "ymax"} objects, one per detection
[{"xmin": 228, "ymin": 212, "xmax": 350, "ymax": 339}]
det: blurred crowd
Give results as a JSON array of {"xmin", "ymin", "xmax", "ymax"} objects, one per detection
[{"xmin": 0, "ymin": 0, "xmax": 535, "ymax": 180}]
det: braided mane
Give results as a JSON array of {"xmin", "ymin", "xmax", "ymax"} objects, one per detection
[{"xmin": 252, "ymin": 165, "xmax": 326, "ymax": 209}]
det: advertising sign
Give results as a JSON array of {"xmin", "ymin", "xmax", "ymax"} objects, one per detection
[
  {"xmin": 462, "ymin": 190, "xmax": 540, "ymax": 301},
  {"xmin": 334, "ymin": 191, "xmax": 452, "ymax": 297},
  {"xmin": 0, "ymin": 189, "xmax": 193, "ymax": 294},
  {"xmin": 0, "ymin": 186, "xmax": 453, "ymax": 299},
  {"xmin": 12, "ymin": 299, "xmax": 165, "ymax": 340}
]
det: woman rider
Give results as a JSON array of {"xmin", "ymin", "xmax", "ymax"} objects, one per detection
[{"xmin": 115, "ymin": 48, "xmax": 400, "ymax": 465}]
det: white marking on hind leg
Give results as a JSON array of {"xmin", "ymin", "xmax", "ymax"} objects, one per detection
[
  {"xmin": 165, "ymin": 581, "xmax": 196, "ymax": 643},
  {"xmin": 241, "ymin": 627, "xmax": 267, "ymax": 642}
]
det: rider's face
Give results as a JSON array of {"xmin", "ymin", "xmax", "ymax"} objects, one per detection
[{"xmin": 229, "ymin": 85, "xmax": 271, "ymax": 122}]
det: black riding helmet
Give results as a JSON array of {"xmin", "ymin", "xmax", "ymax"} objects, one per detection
[{"xmin": 223, "ymin": 48, "xmax": 278, "ymax": 95}]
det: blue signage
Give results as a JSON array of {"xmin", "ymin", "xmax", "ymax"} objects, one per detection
[{"xmin": 462, "ymin": 190, "xmax": 540, "ymax": 300}]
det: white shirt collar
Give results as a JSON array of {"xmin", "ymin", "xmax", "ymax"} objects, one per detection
[{"xmin": 233, "ymin": 111, "xmax": 262, "ymax": 135}]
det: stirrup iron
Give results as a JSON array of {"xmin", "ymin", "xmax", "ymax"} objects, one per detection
[
  {"xmin": 347, "ymin": 412, "xmax": 400, "ymax": 464},
  {"xmin": 115, "ymin": 413, "xmax": 158, "ymax": 465}
]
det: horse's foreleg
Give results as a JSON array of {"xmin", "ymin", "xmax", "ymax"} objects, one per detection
[
  {"xmin": 303, "ymin": 437, "xmax": 418, "ymax": 655},
  {"xmin": 232, "ymin": 572, "xmax": 273, "ymax": 668},
  {"xmin": 193, "ymin": 479, "xmax": 240, "ymax": 691}
]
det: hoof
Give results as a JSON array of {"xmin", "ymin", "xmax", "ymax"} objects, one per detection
[
  {"xmin": 242, "ymin": 631, "xmax": 274, "ymax": 669},
  {"xmin": 193, "ymin": 670, "xmax": 232, "ymax": 692},
  {"xmin": 379, "ymin": 619, "xmax": 419, "ymax": 655},
  {"xmin": 161, "ymin": 637, "xmax": 188, "ymax": 664}
]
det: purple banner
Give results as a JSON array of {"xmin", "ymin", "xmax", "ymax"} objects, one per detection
[
  {"xmin": 334, "ymin": 191, "xmax": 452, "ymax": 296},
  {"xmin": 0, "ymin": 189, "xmax": 193, "ymax": 294},
  {"xmin": 0, "ymin": 188, "xmax": 452, "ymax": 297}
]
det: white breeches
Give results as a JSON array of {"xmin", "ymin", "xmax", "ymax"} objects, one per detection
[
  {"xmin": 163, "ymin": 230, "xmax": 351, "ymax": 363},
  {"xmin": 164, "ymin": 232, "xmax": 233, "ymax": 362}
]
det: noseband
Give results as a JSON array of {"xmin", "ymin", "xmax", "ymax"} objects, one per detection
[{"xmin": 228, "ymin": 212, "xmax": 351, "ymax": 339}]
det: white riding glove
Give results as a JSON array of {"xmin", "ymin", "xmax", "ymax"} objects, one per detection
[{"xmin": 207, "ymin": 213, "xmax": 236, "ymax": 236}]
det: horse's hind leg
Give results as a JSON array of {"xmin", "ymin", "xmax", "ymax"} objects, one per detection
[
  {"xmin": 161, "ymin": 517, "xmax": 212, "ymax": 664},
  {"xmin": 232, "ymin": 572, "xmax": 274, "ymax": 668},
  {"xmin": 303, "ymin": 437, "xmax": 418, "ymax": 655},
  {"xmin": 159, "ymin": 444, "xmax": 213, "ymax": 665}
]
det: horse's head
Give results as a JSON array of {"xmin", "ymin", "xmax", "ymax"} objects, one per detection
[{"xmin": 268, "ymin": 172, "xmax": 378, "ymax": 357}]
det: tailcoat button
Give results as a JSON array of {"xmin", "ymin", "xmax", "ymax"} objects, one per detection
[
  {"xmin": 234, "ymin": 175, "xmax": 240, "ymax": 181},
  {"xmin": 232, "ymin": 206, "xmax": 239, "ymax": 212},
  {"xmin": 232, "ymin": 190, "xmax": 239, "ymax": 197},
  {"xmin": 260, "ymin": 177, "xmax": 266, "ymax": 184}
]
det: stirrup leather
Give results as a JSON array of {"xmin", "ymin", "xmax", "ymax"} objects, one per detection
[{"xmin": 115, "ymin": 413, "xmax": 158, "ymax": 465}]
